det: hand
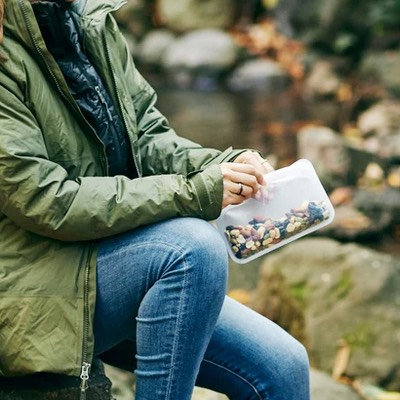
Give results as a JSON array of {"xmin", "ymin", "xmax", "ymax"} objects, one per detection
[
  {"xmin": 220, "ymin": 162, "xmax": 265, "ymax": 208},
  {"xmin": 219, "ymin": 152, "xmax": 275, "ymax": 208},
  {"xmin": 234, "ymin": 150, "xmax": 274, "ymax": 175}
]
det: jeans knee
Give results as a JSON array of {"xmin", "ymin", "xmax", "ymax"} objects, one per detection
[
  {"xmin": 291, "ymin": 340, "xmax": 310, "ymax": 374},
  {"xmin": 280, "ymin": 339, "xmax": 310, "ymax": 391},
  {"xmin": 180, "ymin": 219, "xmax": 228, "ymax": 296}
]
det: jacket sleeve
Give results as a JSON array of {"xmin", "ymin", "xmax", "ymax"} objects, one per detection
[{"xmin": 0, "ymin": 84, "xmax": 223, "ymax": 242}]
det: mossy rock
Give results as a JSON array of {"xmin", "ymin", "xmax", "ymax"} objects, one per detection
[{"xmin": 250, "ymin": 238, "xmax": 400, "ymax": 391}]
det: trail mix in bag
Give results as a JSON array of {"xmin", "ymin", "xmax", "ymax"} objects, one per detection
[{"xmin": 215, "ymin": 159, "xmax": 335, "ymax": 264}]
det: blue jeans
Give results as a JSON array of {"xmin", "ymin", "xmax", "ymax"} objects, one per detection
[{"xmin": 93, "ymin": 217, "xmax": 310, "ymax": 400}]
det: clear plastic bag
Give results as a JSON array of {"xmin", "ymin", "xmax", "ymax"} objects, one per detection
[{"xmin": 215, "ymin": 159, "xmax": 335, "ymax": 264}]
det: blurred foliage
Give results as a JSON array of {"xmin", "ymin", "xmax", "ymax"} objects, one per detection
[
  {"xmin": 231, "ymin": 20, "xmax": 305, "ymax": 79},
  {"xmin": 367, "ymin": 0, "xmax": 400, "ymax": 36}
]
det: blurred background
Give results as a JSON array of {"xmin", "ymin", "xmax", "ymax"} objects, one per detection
[{"xmin": 106, "ymin": 1, "xmax": 400, "ymax": 399}]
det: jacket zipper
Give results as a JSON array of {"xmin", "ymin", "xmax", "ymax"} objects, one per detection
[
  {"xmin": 78, "ymin": 246, "xmax": 92, "ymax": 399},
  {"xmin": 79, "ymin": 244, "xmax": 93, "ymax": 400},
  {"xmin": 19, "ymin": 1, "xmax": 97, "ymax": 395},
  {"xmin": 79, "ymin": 362, "xmax": 91, "ymax": 399}
]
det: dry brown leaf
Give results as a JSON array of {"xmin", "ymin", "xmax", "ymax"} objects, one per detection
[{"xmin": 332, "ymin": 339, "xmax": 351, "ymax": 381}]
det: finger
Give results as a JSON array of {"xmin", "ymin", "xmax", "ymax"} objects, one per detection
[
  {"xmin": 242, "ymin": 154, "xmax": 274, "ymax": 176},
  {"xmin": 261, "ymin": 159, "xmax": 274, "ymax": 174},
  {"xmin": 222, "ymin": 182, "xmax": 247, "ymax": 208},
  {"xmin": 223, "ymin": 162, "xmax": 265, "ymax": 187}
]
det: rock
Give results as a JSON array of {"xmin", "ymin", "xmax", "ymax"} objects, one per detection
[
  {"xmin": 192, "ymin": 388, "xmax": 227, "ymax": 399},
  {"xmin": 297, "ymin": 125, "xmax": 350, "ymax": 189},
  {"xmin": 320, "ymin": 204, "xmax": 392, "ymax": 242},
  {"xmin": 161, "ymin": 29, "xmax": 239, "ymax": 89},
  {"xmin": 353, "ymin": 188, "xmax": 400, "ymax": 225},
  {"xmin": 103, "ymin": 363, "xmax": 362, "ymax": 400},
  {"xmin": 358, "ymin": 101, "xmax": 400, "ymax": 138},
  {"xmin": 104, "ymin": 364, "xmax": 135, "ymax": 400},
  {"xmin": 360, "ymin": 51, "xmax": 400, "ymax": 97},
  {"xmin": 227, "ymin": 58, "xmax": 291, "ymax": 92},
  {"xmin": 356, "ymin": 101, "xmax": 400, "ymax": 160},
  {"xmin": 274, "ymin": 0, "xmax": 369, "ymax": 59},
  {"xmin": 251, "ymin": 238, "xmax": 400, "ymax": 391},
  {"xmin": 156, "ymin": 0, "xmax": 238, "ymax": 32},
  {"xmin": 0, "ymin": 359, "xmax": 112, "ymax": 400},
  {"xmin": 310, "ymin": 369, "xmax": 361, "ymax": 400},
  {"xmin": 304, "ymin": 60, "xmax": 342, "ymax": 98},
  {"xmin": 162, "ymin": 29, "xmax": 239, "ymax": 72},
  {"xmin": 137, "ymin": 30, "xmax": 176, "ymax": 66}
]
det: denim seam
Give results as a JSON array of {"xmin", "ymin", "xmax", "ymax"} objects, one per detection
[
  {"xmin": 202, "ymin": 358, "xmax": 264, "ymax": 400},
  {"xmin": 165, "ymin": 253, "xmax": 189, "ymax": 399}
]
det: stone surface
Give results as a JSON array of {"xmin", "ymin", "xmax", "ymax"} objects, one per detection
[
  {"xmin": 297, "ymin": 125, "xmax": 350, "ymax": 190},
  {"xmin": 356, "ymin": 101, "xmax": 400, "ymax": 160},
  {"xmin": 360, "ymin": 51, "xmax": 400, "ymax": 97},
  {"xmin": 156, "ymin": 0, "xmax": 237, "ymax": 32},
  {"xmin": 227, "ymin": 58, "xmax": 290, "ymax": 92},
  {"xmin": 251, "ymin": 238, "xmax": 400, "ymax": 391},
  {"xmin": 320, "ymin": 204, "xmax": 392, "ymax": 242},
  {"xmin": 137, "ymin": 30, "xmax": 176, "ymax": 66},
  {"xmin": 103, "ymin": 364, "xmax": 363, "ymax": 399},
  {"xmin": 274, "ymin": 0, "xmax": 370, "ymax": 59},
  {"xmin": 304, "ymin": 60, "xmax": 342, "ymax": 98},
  {"xmin": 310, "ymin": 369, "xmax": 361, "ymax": 400},
  {"xmin": 353, "ymin": 188, "xmax": 400, "ymax": 225},
  {"xmin": 0, "ymin": 359, "xmax": 112, "ymax": 400},
  {"xmin": 162, "ymin": 29, "xmax": 239, "ymax": 72}
]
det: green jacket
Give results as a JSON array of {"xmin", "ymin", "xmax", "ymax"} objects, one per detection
[{"xmin": 0, "ymin": 0, "xmax": 244, "ymax": 379}]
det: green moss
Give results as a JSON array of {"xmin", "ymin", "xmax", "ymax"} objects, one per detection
[
  {"xmin": 333, "ymin": 270, "xmax": 353, "ymax": 300},
  {"xmin": 343, "ymin": 323, "xmax": 376, "ymax": 350},
  {"xmin": 290, "ymin": 281, "xmax": 308, "ymax": 304}
]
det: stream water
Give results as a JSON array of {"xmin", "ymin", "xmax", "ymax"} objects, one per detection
[{"xmin": 151, "ymin": 78, "xmax": 341, "ymax": 167}]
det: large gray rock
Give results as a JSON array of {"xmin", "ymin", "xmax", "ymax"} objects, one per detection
[
  {"xmin": 251, "ymin": 238, "xmax": 400, "ymax": 391},
  {"xmin": 311, "ymin": 369, "xmax": 361, "ymax": 400},
  {"xmin": 274, "ymin": 0, "xmax": 370, "ymax": 57},
  {"xmin": 104, "ymin": 364, "xmax": 362, "ymax": 399},
  {"xmin": 297, "ymin": 125, "xmax": 350, "ymax": 189},
  {"xmin": 227, "ymin": 59, "xmax": 291, "ymax": 92},
  {"xmin": 359, "ymin": 52, "xmax": 400, "ymax": 97},
  {"xmin": 137, "ymin": 30, "xmax": 176, "ymax": 66},
  {"xmin": 156, "ymin": 0, "xmax": 237, "ymax": 32},
  {"xmin": 162, "ymin": 29, "xmax": 239, "ymax": 72},
  {"xmin": 356, "ymin": 101, "xmax": 400, "ymax": 159},
  {"xmin": 304, "ymin": 60, "xmax": 342, "ymax": 98},
  {"xmin": 193, "ymin": 370, "xmax": 364, "ymax": 399},
  {"xmin": 353, "ymin": 188, "xmax": 400, "ymax": 225}
]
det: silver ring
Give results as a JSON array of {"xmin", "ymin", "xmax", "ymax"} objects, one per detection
[{"xmin": 237, "ymin": 183, "xmax": 243, "ymax": 196}]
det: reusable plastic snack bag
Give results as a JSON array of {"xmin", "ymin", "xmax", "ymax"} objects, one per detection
[{"xmin": 215, "ymin": 159, "xmax": 335, "ymax": 264}]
